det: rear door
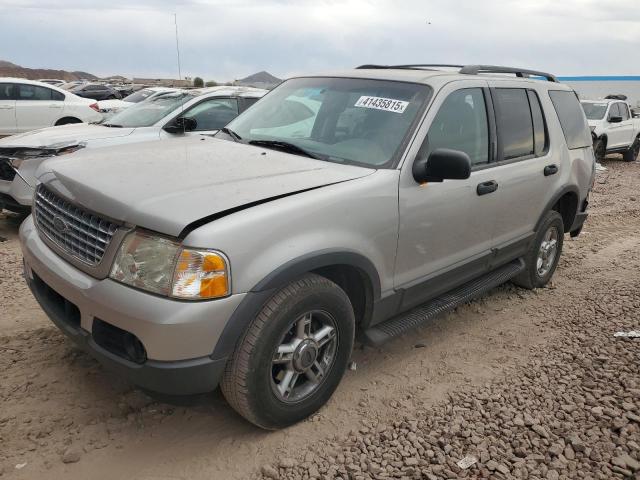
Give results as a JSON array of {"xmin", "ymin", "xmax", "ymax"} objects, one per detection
[
  {"xmin": 396, "ymin": 80, "xmax": 499, "ymax": 310},
  {"xmin": 485, "ymin": 84, "xmax": 558, "ymax": 257},
  {"xmin": 0, "ymin": 83, "xmax": 16, "ymax": 135},
  {"xmin": 617, "ymin": 103, "xmax": 635, "ymax": 147},
  {"xmin": 15, "ymin": 84, "xmax": 65, "ymax": 132}
]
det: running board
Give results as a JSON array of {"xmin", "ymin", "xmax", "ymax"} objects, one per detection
[{"xmin": 363, "ymin": 259, "xmax": 525, "ymax": 346}]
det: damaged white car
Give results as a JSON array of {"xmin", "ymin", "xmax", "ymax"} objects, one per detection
[{"xmin": 0, "ymin": 86, "xmax": 266, "ymax": 212}]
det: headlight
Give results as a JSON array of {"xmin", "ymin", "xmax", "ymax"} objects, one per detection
[{"xmin": 109, "ymin": 230, "xmax": 230, "ymax": 300}]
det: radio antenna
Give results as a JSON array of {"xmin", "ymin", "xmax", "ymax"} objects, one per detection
[{"xmin": 174, "ymin": 13, "xmax": 182, "ymax": 82}]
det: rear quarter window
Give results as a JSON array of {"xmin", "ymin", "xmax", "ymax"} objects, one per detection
[{"xmin": 548, "ymin": 90, "xmax": 591, "ymax": 150}]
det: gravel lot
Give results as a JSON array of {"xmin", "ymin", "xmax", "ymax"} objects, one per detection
[{"xmin": 1, "ymin": 157, "xmax": 639, "ymax": 479}]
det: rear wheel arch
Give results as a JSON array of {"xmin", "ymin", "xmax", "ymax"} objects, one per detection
[
  {"xmin": 55, "ymin": 116, "xmax": 82, "ymax": 126},
  {"xmin": 536, "ymin": 187, "xmax": 580, "ymax": 234}
]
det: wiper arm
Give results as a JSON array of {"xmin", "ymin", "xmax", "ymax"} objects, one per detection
[
  {"xmin": 248, "ymin": 140, "xmax": 322, "ymax": 160},
  {"xmin": 219, "ymin": 127, "xmax": 242, "ymax": 142},
  {"xmin": 101, "ymin": 123, "xmax": 123, "ymax": 128}
]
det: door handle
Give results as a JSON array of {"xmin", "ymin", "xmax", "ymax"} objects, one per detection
[
  {"xmin": 477, "ymin": 180, "xmax": 498, "ymax": 196},
  {"xmin": 544, "ymin": 164, "xmax": 558, "ymax": 176}
]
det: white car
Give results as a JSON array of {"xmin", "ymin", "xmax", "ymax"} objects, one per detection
[
  {"xmin": 0, "ymin": 78, "xmax": 103, "ymax": 136},
  {"xmin": 0, "ymin": 86, "xmax": 266, "ymax": 212},
  {"xmin": 37, "ymin": 79, "xmax": 66, "ymax": 87},
  {"xmin": 97, "ymin": 87, "xmax": 179, "ymax": 116},
  {"xmin": 581, "ymin": 98, "xmax": 640, "ymax": 162}
]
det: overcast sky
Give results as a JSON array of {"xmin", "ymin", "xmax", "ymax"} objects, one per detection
[{"xmin": 1, "ymin": 0, "xmax": 639, "ymax": 81}]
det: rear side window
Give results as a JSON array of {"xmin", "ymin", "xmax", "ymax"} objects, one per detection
[
  {"xmin": 548, "ymin": 90, "xmax": 591, "ymax": 149},
  {"xmin": 527, "ymin": 91, "xmax": 548, "ymax": 155},
  {"xmin": 16, "ymin": 84, "xmax": 64, "ymax": 101},
  {"xmin": 494, "ymin": 89, "xmax": 534, "ymax": 160}
]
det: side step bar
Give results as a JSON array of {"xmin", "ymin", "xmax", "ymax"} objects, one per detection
[{"xmin": 363, "ymin": 259, "xmax": 525, "ymax": 346}]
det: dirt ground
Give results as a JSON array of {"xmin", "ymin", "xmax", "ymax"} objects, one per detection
[{"xmin": 0, "ymin": 157, "xmax": 639, "ymax": 479}]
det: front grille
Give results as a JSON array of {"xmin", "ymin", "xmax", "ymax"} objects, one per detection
[
  {"xmin": 34, "ymin": 185, "xmax": 119, "ymax": 266},
  {"xmin": 0, "ymin": 158, "xmax": 16, "ymax": 181}
]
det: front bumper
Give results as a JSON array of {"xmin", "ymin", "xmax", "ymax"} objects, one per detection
[
  {"xmin": 20, "ymin": 216, "xmax": 246, "ymax": 395},
  {"xmin": 0, "ymin": 176, "xmax": 33, "ymax": 212}
]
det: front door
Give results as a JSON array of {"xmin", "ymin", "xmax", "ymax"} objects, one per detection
[
  {"xmin": 395, "ymin": 82, "xmax": 498, "ymax": 310},
  {"xmin": 14, "ymin": 84, "xmax": 64, "ymax": 132}
]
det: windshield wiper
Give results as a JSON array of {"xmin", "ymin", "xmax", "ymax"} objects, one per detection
[
  {"xmin": 101, "ymin": 123, "xmax": 123, "ymax": 128},
  {"xmin": 220, "ymin": 127, "xmax": 242, "ymax": 142},
  {"xmin": 248, "ymin": 140, "xmax": 322, "ymax": 160}
]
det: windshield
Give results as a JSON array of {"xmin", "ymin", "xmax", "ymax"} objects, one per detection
[
  {"xmin": 102, "ymin": 91, "xmax": 198, "ymax": 127},
  {"xmin": 223, "ymin": 77, "xmax": 431, "ymax": 168},
  {"xmin": 123, "ymin": 88, "xmax": 161, "ymax": 103},
  {"xmin": 581, "ymin": 102, "xmax": 608, "ymax": 120}
]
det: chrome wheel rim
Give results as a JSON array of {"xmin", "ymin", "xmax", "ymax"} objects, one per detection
[
  {"xmin": 271, "ymin": 310, "xmax": 338, "ymax": 403},
  {"xmin": 536, "ymin": 226, "xmax": 559, "ymax": 277}
]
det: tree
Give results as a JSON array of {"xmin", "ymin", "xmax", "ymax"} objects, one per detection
[
  {"xmin": 205, "ymin": 80, "xmax": 218, "ymax": 87},
  {"xmin": 193, "ymin": 77, "xmax": 204, "ymax": 87}
]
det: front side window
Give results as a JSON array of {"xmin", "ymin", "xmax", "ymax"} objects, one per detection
[
  {"xmin": 619, "ymin": 103, "xmax": 630, "ymax": 120},
  {"xmin": 608, "ymin": 103, "xmax": 621, "ymax": 119},
  {"xmin": 0, "ymin": 84, "xmax": 13, "ymax": 100},
  {"xmin": 102, "ymin": 91, "xmax": 198, "ymax": 127},
  {"xmin": 182, "ymin": 98, "xmax": 239, "ymax": 131},
  {"xmin": 422, "ymin": 88, "xmax": 489, "ymax": 166},
  {"xmin": 581, "ymin": 102, "xmax": 608, "ymax": 120},
  {"xmin": 494, "ymin": 88, "xmax": 534, "ymax": 160},
  {"xmin": 225, "ymin": 77, "xmax": 431, "ymax": 168}
]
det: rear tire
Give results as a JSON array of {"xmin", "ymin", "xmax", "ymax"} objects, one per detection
[
  {"xmin": 55, "ymin": 117, "xmax": 81, "ymax": 126},
  {"xmin": 623, "ymin": 137, "xmax": 640, "ymax": 162},
  {"xmin": 221, "ymin": 273, "xmax": 355, "ymax": 430},
  {"xmin": 512, "ymin": 210, "xmax": 564, "ymax": 290}
]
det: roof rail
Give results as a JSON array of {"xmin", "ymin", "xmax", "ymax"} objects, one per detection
[
  {"xmin": 355, "ymin": 63, "xmax": 558, "ymax": 82},
  {"xmin": 459, "ymin": 65, "xmax": 558, "ymax": 82}
]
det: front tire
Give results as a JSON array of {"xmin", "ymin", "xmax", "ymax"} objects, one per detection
[
  {"xmin": 512, "ymin": 210, "xmax": 564, "ymax": 290},
  {"xmin": 221, "ymin": 273, "xmax": 355, "ymax": 429},
  {"xmin": 593, "ymin": 138, "xmax": 606, "ymax": 163},
  {"xmin": 623, "ymin": 137, "xmax": 640, "ymax": 162}
]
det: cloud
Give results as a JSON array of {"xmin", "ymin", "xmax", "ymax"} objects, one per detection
[{"xmin": 1, "ymin": 0, "xmax": 639, "ymax": 81}]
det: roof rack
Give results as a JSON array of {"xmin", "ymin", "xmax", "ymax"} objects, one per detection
[{"xmin": 355, "ymin": 64, "xmax": 558, "ymax": 82}]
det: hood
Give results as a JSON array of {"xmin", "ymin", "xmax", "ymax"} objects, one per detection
[
  {"xmin": 39, "ymin": 137, "xmax": 374, "ymax": 237},
  {"xmin": 0, "ymin": 124, "xmax": 134, "ymax": 149}
]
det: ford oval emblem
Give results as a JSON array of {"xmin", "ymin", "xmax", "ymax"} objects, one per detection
[{"xmin": 53, "ymin": 216, "xmax": 68, "ymax": 234}]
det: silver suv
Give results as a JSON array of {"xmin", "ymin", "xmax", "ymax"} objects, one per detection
[{"xmin": 20, "ymin": 64, "xmax": 594, "ymax": 429}]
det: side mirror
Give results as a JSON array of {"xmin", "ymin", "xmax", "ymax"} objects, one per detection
[
  {"xmin": 412, "ymin": 148, "xmax": 472, "ymax": 184},
  {"xmin": 608, "ymin": 115, "xmax": 623, "ymax": 123},
  {"xmin": 163, "ymin": 116, "xmax": 197, "ymax": 134}
]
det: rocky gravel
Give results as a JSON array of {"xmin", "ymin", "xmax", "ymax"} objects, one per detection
[{"xmin": 1, "ymin": 156, "xmax": 639, "ymax": 480}]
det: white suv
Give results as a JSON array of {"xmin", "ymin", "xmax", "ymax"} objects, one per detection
[{"xmin": 0, "ymin": 78, "xmax": 103, "ymax": 135}]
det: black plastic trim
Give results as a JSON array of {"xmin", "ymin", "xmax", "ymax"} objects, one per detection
[
  {"xmin": 535, "ymin": 186, "xmax": 581, "ymax": 233},
  {"xmin": 26, "ymin": 271, "xmax": 223, "ymax": 395}
]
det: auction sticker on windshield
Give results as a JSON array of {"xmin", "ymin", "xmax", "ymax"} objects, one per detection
[{"xmin": 355, "ymin": 96, "xmax": 409, "ymax": 113}]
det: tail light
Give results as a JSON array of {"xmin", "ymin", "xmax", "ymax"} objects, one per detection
[{"xmin": 89, "ymin": 103, "xmax": 100, "ymax": 112}]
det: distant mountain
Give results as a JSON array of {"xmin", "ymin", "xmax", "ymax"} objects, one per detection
[
  {"xmin": 0, "ymin": 60, "xmax": 98, "ymax": 81},
  {"xmin": 236, "ymin": 71, "xmax": 281, "ymax": 87}
]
